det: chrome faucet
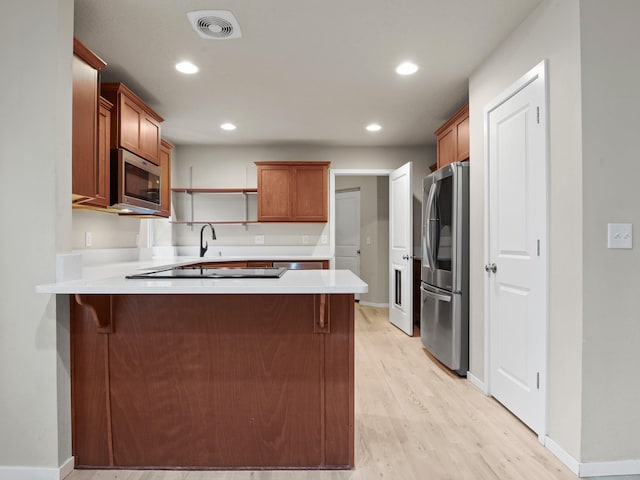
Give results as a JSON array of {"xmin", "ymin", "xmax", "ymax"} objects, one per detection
[{"xmin": 199, "ymin": 223, "xmax": 216, "ymax": 257}]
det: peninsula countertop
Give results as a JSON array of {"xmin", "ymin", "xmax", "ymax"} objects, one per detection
[{"xmin": 36, "ymin": 256, "xmax": 368, "ymax": 295}]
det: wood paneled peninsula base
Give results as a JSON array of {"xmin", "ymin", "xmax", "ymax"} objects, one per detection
[{"xmin": 71, "ymin": 293, "xmax": 354, "ymax": 470}]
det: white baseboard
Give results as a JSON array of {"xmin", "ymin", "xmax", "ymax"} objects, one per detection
[
  {"xmin": 466, "ymin": 371, "xmax": 489, "ymax": 394},
  {"xmin": 0, "ymin": 457, "xmax": 74, "ymax": 480},
  {"xmin": 60, "ymin": 457, "xmax": 74, "ymax": 479},
  {"xmin": 358, "ymin": 300, "xmax": 389, "ymax": 308},
  {"xmin": 579, "ymin": 458, "xmax": 640, "ymax": 477},
  {"xmin": 544, "ymin": 436, "xmax": 579, "ymax": 475},
  {"xmin": 545, "ymin": 436, "xmax": 640, "ymax": 477}
]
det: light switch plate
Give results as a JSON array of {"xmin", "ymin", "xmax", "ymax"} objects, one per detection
[
  {"xmin": 255, "ymin": 234, "xmax": 265, "ymax": 245},
  {"xmin": 607, "ymin": 223, "xmax": 632, "ymax": 249}
]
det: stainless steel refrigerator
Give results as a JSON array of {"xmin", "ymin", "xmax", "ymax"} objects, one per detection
[{"xmin": 420, "ymin": 162, "xmax": 469, "ymax": 376}]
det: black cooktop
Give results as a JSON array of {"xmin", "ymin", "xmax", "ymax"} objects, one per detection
[{"xmin": 126, "ymin": 267, "xmax": 287, "ymax": 279}]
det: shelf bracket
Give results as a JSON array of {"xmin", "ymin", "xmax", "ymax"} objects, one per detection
[{"xmin": 74, "ymin": 294, "xmax": 114, "ymax": 333}]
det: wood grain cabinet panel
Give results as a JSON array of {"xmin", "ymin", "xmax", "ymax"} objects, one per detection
[
  {"xmin": 82, "ymin": 96, "xmax": 113, "ymax": 208},
  {"xmin": 155, "ymin": 139, "xmax": 173, "ymax": 217},
  {"xmin": 71, "ymin": 293, "xmax": 354, "ymax": 469},
  {"xmin": 256, "ymin": 161, "xmax": 330, "ymax": 222},
  {"xmin": 293, "ymin": 164, "xmax": 328, "ymax": 221},
  {"xmin": 101, "ymin": 82, "xmax": 163, "ymax": 165},
  {"xmin": 256, "ymin": 163, "xmax": 292, "ymax": 221},
  {"xmin": 71, "ymin": 38, "xmax": 106, "ymax": 204},
  {"xmin": 435, "ymin": 103, "xmax": 469, "ymax": 169}
]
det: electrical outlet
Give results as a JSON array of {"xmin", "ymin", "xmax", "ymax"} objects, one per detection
[
  {"xmin": 302, "ymin": 235, "xmax": 309, "ymax": 244},
  {"xmin": 255, "ymin": 234, "xmax": 265, "ymax": 245},
  {"xmin": 321, "ymin": 235, "xmax": 328, "ymax": 244},
  {"xmin": 85, "ymin": 232, "xmax": 92, "ymax": 247},
  {"xmin": 366, "ymin": 236, "xmax": 372, "ymax": 245}
]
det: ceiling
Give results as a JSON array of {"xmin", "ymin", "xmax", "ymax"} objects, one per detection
[{"xmin": 74, "ymin": 0, "xmax": 541, "ymax": 147}]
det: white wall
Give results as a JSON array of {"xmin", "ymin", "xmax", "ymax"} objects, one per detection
[
  {"xmin": 166, "ymin": 145, "xmax": 433, "ymax": 252},
  {"xmin": 0, "ymin": 0, "xmax": 74, "ymax": 472},
  {"xmin": 469, "ymin": 0, "xmax": 583, "ymax": 459},
  {"xmin": 579, "ymin": 0, "xmax": 640, "ymax": 462},
  {"xmin": 72, "ymin": 210, "xmax": 142, "ymax": 249}
]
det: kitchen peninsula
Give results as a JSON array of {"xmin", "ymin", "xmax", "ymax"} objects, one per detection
[{"xmin": 38, "ymin": 258, "xmax": 367, "ymax": 470}]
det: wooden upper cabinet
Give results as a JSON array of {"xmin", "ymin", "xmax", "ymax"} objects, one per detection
[
  {"xmin": 435, "ymin": 103, "xmax": 469, "ymax": 169},
  {"xmin": 101, "ymin": 83, "xmax": 163, "ymax": 165},
  {"xmin": 257, "ymin": 163, "xmax": 292, "ymax": 221},
  {"xmin": 86, "ymin": 96, "xmax": 113, "ymax": 208},
  {"xmin": 72, "ymin": 38, "xmax": 106, "ymax": 203},
  {"xmin": 256, "ymin": 162, "xmax": 330, "ymax": 222},
  {"xmin": 292, "ymin": 164, "xmax": 328, "ymax": 221},
  {"xmin": 155, "ymin": 139, "xmax": 173, "ymax": 218}
]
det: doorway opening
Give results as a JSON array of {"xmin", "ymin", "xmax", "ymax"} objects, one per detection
[{"xmin": 331, "ymin": 170, "xmax": 392, "ymax": 308}]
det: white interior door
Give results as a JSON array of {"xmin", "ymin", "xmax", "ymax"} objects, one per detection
[
  {"xmin": 335, "ymin": 190, "xmax": 361, "ymax": 300},
  {"xmin": 486, "ymin": 61, "xmax": 547, "ymax": 436},
  {"xmin": 389, "ymin": 162, "xmax": 413, "ymax": 336}
]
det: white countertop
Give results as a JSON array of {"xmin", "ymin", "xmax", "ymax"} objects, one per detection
[{"xmin": 37, "ymin": 256, "xmax": 368, "ymax": 295}]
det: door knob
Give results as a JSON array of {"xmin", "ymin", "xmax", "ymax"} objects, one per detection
[
  {"xmin": 402, "ymin": 254, "xmax": 415, "ymax": 260},
  {"xmin": 484, "ymin": 263, "xmax": 497, "ymax": 273}
]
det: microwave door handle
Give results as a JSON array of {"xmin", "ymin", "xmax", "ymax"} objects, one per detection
[{"xmin": 425, "ymin": 183, "xmax": 437, "ymax": 270}]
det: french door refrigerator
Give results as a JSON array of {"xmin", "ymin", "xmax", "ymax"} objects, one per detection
[{"xmin": 420, "ymin": 162, "xmax": 469, "ymax": 376}]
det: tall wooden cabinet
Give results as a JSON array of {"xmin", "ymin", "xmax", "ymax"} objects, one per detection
[
  {"xmin": 256, "ymin": 161, "xmax": 330, "ymax": 222},
  {"xmin": 434, "ymin": 103, "xmax": 469, "ymax": 169},
  {"xmin": 156, "ymin": 139, "xmax": 173, "ymax": 217},
  {"xmin": 101, "ymin": 83, "xmax": 164, "ymax": 165},
  {"xmin": 92, "ymin": 96, "xmax": 113, "ymax": 207},
  {"xmin": 72, "ymin": 38, "xmax": 107, "ymax": 204}
]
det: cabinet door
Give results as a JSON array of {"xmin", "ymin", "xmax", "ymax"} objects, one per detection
[
  {"xmin": 72, "ymin": 54, "xmax": 99, "ymax": 201},
  {"xmin": 156, "ymin": 139, "xmax": 172, "ymax": 217},
  {"xmin": 140, "ymin": 114, "xmax": 161, "ymax": 164},
  {"xmin": 292, "ymin": 166, "xmax": 328, "ymax": 222},
  {"xmin": 436, "ymin": 126, "xmax": 456, "ymax": 169},
  {"xmin": 455, "ymin": 114, "xmax": 469, "ymax": 161},
  {"xmin": 120, "ymin": 95, "xmax": 143, "ymax": 156},
  {"xmin": 435, "ymin": 103, "xmax": 469, "ymax": 169},
  {"xmin": 247, "ymin": 261, "xmax": 273, "ymax": 268},
  {"xmin": 257, "ymin": 165, "xmax": 292, "ymax": 221},
  {"xmin": 87, "ymin": 97, "xmax": 112, "ymax": 207}
]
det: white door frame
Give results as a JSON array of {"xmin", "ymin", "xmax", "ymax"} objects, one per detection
[
  {"xmin": 483, "ymin": 59, "xmax": 549, "ymax": 441},
  {"xmin": 329, "ymin": 168, "xmax": 393, "ymax": 269}
]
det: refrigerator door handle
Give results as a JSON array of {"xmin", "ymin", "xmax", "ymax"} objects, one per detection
[
  {"xmin": 424, "ymin": 183, "xmax": 437, "ymax": 270},
  {"xmin": 420, "ymin": 285, "xmax": 452, "ymax": 302}
]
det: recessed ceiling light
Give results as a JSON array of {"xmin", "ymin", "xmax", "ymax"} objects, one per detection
[
  {"xmin": 175, "ymin": 61, "xmax": 199, "ymax": 74},
  {"xmin": 366, "ymin": 123, "xmax": 382, "ymax": 132},
  {"xmin": 395, "ymin": 62, "xmax": 418, "ymax": 75},
  {"xmin": 220, "ymin": 123, "xmax": 237, "ymax": 131}
]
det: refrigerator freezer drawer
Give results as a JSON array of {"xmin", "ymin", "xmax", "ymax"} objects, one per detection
[{"xmin": 420, "ymin": 284, "xmax": 468, "ymax": 376}]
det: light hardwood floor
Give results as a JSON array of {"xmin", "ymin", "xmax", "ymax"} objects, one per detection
[{"xmin": 68, "ymin": 303, "xmax": 579, "ymax": 480}]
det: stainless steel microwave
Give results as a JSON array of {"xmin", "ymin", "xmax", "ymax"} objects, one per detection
[{"xmin": 110, "ymin": 149, "xmax": 161, "ymax": 214}]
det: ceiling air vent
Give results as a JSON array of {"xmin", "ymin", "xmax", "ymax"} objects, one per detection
[{"xmin": 186, "ymin": 10, "xmax": 242, "ymax": 40}]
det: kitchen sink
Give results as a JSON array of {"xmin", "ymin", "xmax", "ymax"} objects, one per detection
[{"xmin": 126, "ymin": 266, "xmax": 287, "ymax": 279}]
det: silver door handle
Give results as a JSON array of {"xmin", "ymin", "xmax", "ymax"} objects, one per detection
[
  {"xmin": 402, "ymin": 254, "xmax": 415, "ymax": 260},
  {"xmin": 484, "ymin": 263, "xmax": 497, "ymax": 273}
]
